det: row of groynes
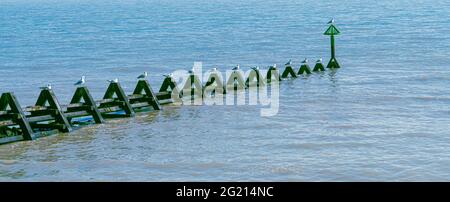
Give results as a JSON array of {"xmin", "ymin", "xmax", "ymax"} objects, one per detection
[
  {"xmin": 0, "ymin": 63, "xmax": 338, "ymax": 144},
  {"xmin": 0, "ymin": 21, "xmax": 342, "ymax": 145}
]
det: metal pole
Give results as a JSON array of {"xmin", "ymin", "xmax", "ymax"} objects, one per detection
[{"xmin": 331, "ymin": 35, "xmax": 335, "ymax": 59}]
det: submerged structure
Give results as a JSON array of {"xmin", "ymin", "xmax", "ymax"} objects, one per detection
[
  {"xmin": 324, "ymin": 19, "xmax": 341, "ymax": 68},
  {"xmin": 0, "ymin": 19, "xmax": 343, "ymax": 145}
]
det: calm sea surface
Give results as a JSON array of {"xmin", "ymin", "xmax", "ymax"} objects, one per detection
[{"xmin": 0, "ymin": 0, "xmax": 450, "ymax": 181}]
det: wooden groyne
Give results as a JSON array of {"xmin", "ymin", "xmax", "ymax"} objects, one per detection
[
  {"xmin": 0, "ymin": 61, "xmax": 335, "ymax": 144},
  {"xmin": 0, "ymin": 21, "xmax": 342, "ymax": 145}
]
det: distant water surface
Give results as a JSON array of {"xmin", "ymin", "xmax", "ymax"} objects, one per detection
[{"xmin": 0, "ymin": 0, "xmax": 450, "ymax": 181}]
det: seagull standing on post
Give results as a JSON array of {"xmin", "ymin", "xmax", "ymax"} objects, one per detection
[
  {"xmin": 301, "ymin": 58, "xmax": 309, "ymax": 64},
  {"xmin": 163, "ymin": 73, "xmax": 173, "ymax": 78},
  {"xmin": 40, "ymin": 83, "xmax": 52, "ymax": 90},
  {"xmin": 328, "ymin": 18, "xmax": 335, "ymax": 24},
  {"xmin": 137, "ymin": 72, "xmax": 148, "ymax": 80},
  {"xmin": 251, "ymin": 66, "xmax": 259, "ymax": 71},
  {"xmin": 316, "ymin": 58, "xmax": 323, "ymax": 63},
  {"xmin": 285, "ymin": 59, "xmax": 292, "ymax": 66},
  {"xmin": 74, "ymin": 76, "xmax": 85, "ymax": 86},
  {"xmin": 232, "ymin": 64, "xmax": 240, "ymax": 71},
  {"xmin": 107, "ymin": 78, "xmax": 119, "ymax": 83},
  {"xmin": 188, "ymin": 67, "xmax": 195, "ymax": 74}
]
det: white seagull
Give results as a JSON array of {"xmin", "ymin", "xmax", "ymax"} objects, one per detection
[
  {"xmin": 301, "ymin": 58, "xmax": 308, "ymax": 64},
  {"xmin": 232, "ymin": 64, "xmax": 240, "ymax": 71},
  {"xmin": 272, "ymin": 64, "xmax": 277, "ymax": 69},
  {"xmin": 328, "ymin": 18, "xmax": 335, "ymax": 24},
  {"xmin": 107, "ymin": 78, "xmax": 119, "ymax": 83},
  {"xmin": 285, "ymin": 59, "xmax": 292, "ymax": 66},
  {"xmin": 163, "ymin": 73, "xmax": 173, "ymax": 78},
  {"xmin": 188, "ymin": 67, "xmax": 195, "ymax": 74},
  {"xmin": 40, "ymin": 83, "xmax": 52, "ymax": 90},
  {"xmin": 211, "ymin": 67, "xmax": 218, "ymax": 72},
  {"xmin": 74, "ymin": 76, "xmax": 85, "ymax": 86},
  {"xmin": 316, "ymin": 58, "xmax": 323, "ymax": 63},
  {"xmin": 137, "ymin": 72, "xmax": 148, "ymax": 79},
  {"xmin": 251, "ymin": 66, "xmax": 260, "ymax": 71}
]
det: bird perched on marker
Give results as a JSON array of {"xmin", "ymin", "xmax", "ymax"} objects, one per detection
[
  {"xmin": 328, "ymin": 18, "xmax": 335, "ymax": 24},
  {"xmin": 301, "ymin": 58, "xmax": 308, "ymax": 64},
  {"xmin": 211, "ymin": 67, "xmax": 218, "ymax": 72},
  {"xmin": 40, "ymin": 83, "xmax": 52, "ymax": 90},
  {"xmin": 107, "ymin": 78, "xmax": 119, "ymax": 83},
  {"xmin": 74, "ymin": 76, "xmax": 85, "ymax": 86},
  {"xmin": 285, "ymin": 59, "xmax": 292, "ymax": 66},
  {"xmin": 251, "ymin": 66, "xmax": 260, "ymax": 71},
  {"xmin": 271, "ymin": 64, "xmax": 277, "ymax": 69},
  {"xmin": 163, "ymin": 73, "xmax": 173, "ymax": 78},
  {"xmin": 137, "ymin": 72, "xmax": 148, "ymax": 79},
  {"xmin": 316, "ymin": 58, "xmax": 323, "ymax": 63},
  {"xmin": 232, "ymin": 64, "xmax": 240, "ymax": 71},
  {"xmin": 188, "ymin": 67, "xmax": 195, "ymax": 74}
]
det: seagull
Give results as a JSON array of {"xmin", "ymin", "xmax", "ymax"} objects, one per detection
[
  {"xmin": 272, "ymin": 64, "xmax": 277, "ymax": 69},
  {"xmin": 107, "ymin": 78, "xmax": 119, "ymax": 83},
  {"xmin": 301, "ymin": 58, "xmax": 308, "ymax": 64},
  {"xmin": 316, "ymin": 58, "xmax": 323, "ymax": 63},
  {"xmin": 328, "ymin": 18, "xmax": 335, "ymax": 24},
  {"xmin": 251, "ymin": 66, "xmax": 260, "ymax": 71},
  {"xmin": 232, "ymin": 64, "xmax": 240, "ymax": 71},
  {"xmin": 163, "ymin": 73, "xmax": 173, "ymax": 78},
  {"xmin": 285, "ymin": 59, "xmax": 292, "ymax": 66},
  {"xmin": 188, "ymin": 67, "xmax": 195, "ymax": 74},
  {"xmin": 211, "ymin": 67, "xmax": 218, "ymax": 72},
  {"xmin": 40, "ymin": 83, "xmax": 52, "ymax": 90},
  {"xmin": 74, "ymin": 76, "xmax": 85, "ymax": 86},
  {"xmin": 137, "ymin": 72, "xmax": 148, "ymax": 79}
]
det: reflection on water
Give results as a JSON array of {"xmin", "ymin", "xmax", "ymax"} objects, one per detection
[{"xmin": 1, "ymin": 0, "xmax": 450, "ymax": 181}]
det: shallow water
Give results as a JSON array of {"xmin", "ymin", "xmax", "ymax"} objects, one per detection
[{"xmin": 0, "ymin": 0, "xmax": 450, "ymax": 181}]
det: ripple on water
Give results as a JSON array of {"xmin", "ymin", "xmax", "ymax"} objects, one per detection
[{"xmin": 1, "ymin": 0, "xmax": 450, "ymax": 181}]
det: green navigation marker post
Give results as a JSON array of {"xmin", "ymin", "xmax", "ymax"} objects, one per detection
[{"xmin": 324, "ymin": 19, "xmax": 341, "ymax": 68}]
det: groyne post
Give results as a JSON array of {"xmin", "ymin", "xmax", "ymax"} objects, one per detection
[
  {"xmin": 298, "ymin": 63, "xmax": 312, "ymax": 75},
  {"xmin": 282, "ymin": 65, "xmax": 297, "ymax": 78},
  {"xmin": 324, "ymin": 21, "xmax": 341, "ymax": 68},
  {"xmin": 68, "ymin": 86, "xmax": 105, "ymax": 124},
  {"xmin": 100, "ymin": 82, "xmax": 135, "ymax": 117},
  {"xmin": 131, "ymin": 80, "xmax": 161, "ymax": 110},
  {"xmin": 0, "ymin": 92, "xmax": 34, "ymax": 140},
  {"xmin": 32, "ymin": 89, "xmax": 72, "ymax": 132},
  {"xmin": 266, "ymin": 65, "xmax": 281, "ymax": 83},
  {"xmin": 246, "ymin": 68, "xmax": 265, "ymax": 87},
  {"xmin": 313, "ymin": 60, "xmax": 326, "ymax": 72},
  {"xmin": 204, "ymin": 71, "xmax": 226, "ymax": 96}
]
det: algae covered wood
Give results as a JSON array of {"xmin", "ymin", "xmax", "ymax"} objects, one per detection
[
  {"xmin": 204, "ymin": 72, "xmax": 226, "ymax": 96},
  {"xmin": 246, "ymin": 68, "xmax": 265, "ymax": 87},
  {"xmin": 181, "ymin": 74, "xmax": 203, "ymax": 100},
  {"xmin": 313, "ymin": 62, "xmax": 326, "ymax": 72},
  {"xmin": 158, "ymin": 76, "xmax": 182, "ymax": 104},
  {"xmin": 0, "ymin": 92, "xmax": 34, "ymax": 140},
  {"xmin": 33, "ymin": 89, "xmax": 72, "ymax": 132},
  {"xmin": 132, "ymin": 80, "xmax": 161, "ymax": 110},
  {"xmin": 281, "ymin": 66, "xmax": 297, "ymax": 78},
  {"xmin": 68, "ymin": 86, "xmax": 104, "ymax": 124},
  {"xmin": 266, "ymin": 66, "xmax": 281, "ymax": 83},
  {"xmin": 100, "ymin": 82, "xmax": 135, "ymax": 117},
  {"xmin": 298, "ymin": 64, "xmax": 312, "ymax": 75},
  {"xmin": 226, "ymin": 71, "xmax": 246, "ymax": 91}
]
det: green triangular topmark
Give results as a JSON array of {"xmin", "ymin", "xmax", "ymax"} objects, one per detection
[{"xmin": 323, "ymin": 24, "xmax": 340, "ymax": 35}]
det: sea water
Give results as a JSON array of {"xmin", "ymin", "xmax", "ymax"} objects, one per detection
[{"xmin": 0, "ymin": 0, "xmax": 450, "ymax": 181}]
